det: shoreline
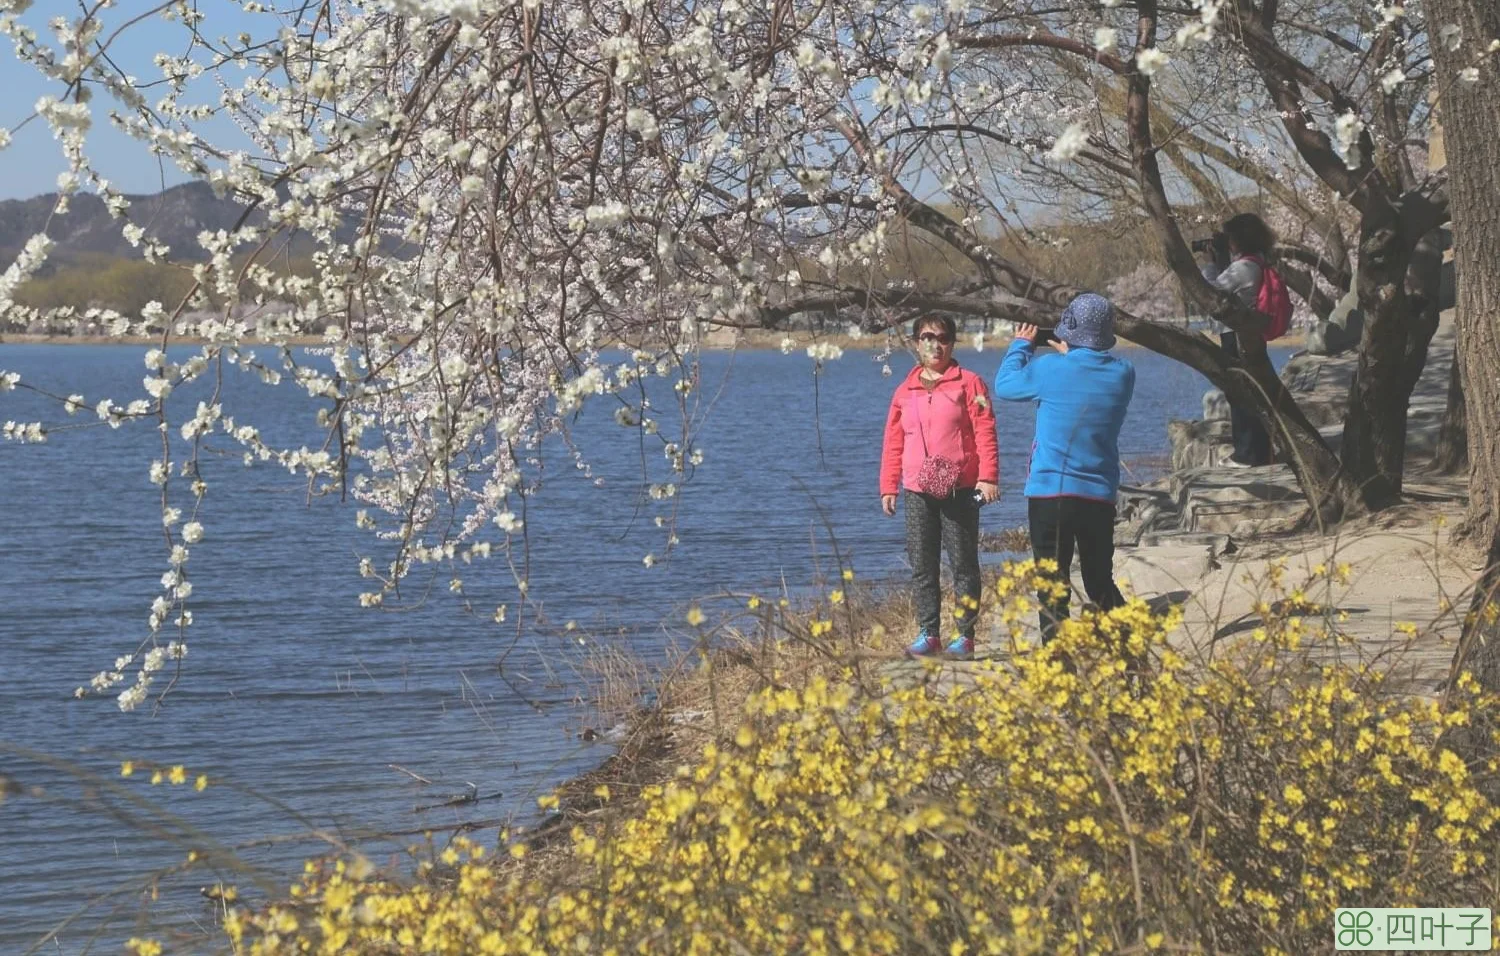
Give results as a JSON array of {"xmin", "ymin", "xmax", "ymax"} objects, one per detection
[
  {"xmin": 518, "ymin": 317, "xmax": 1446, "ymax": 877},
  {"xmin": 517, "ymin": 472, "xmax": 1474, "ymax": 884},
  {"xmin": 696, "ymin": 328, "xmax": 1308, "ymax": 352},
  {"xmin": 0, "ymin": 329, "xmax": 1310, "ymax": 352}
]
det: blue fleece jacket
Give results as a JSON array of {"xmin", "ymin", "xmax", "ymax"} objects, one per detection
[{"xmin": 994, "ymin": 340, "xmax": 1136, "ymax": 500}]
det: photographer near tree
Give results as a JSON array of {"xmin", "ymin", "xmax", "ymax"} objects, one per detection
[
  {"xmin": 994, "ymin": 294, "xmax": 1135, "ymax": 646},
  {"xmin": 1196, "ymin": 213, "xmax": 1295, "ymax": 468}
]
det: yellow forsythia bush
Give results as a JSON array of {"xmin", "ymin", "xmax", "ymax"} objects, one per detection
[{"xmin": 228, "ymin": 562, "xmax": 1500, "ymax": 955}]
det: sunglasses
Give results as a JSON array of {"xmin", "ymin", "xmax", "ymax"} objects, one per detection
[{"xmin": 917, "ymin": 332, "xmax": 953, "ymax": 345}]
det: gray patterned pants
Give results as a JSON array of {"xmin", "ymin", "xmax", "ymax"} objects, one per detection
[{"xmin": 904, "ymin": 490, "xmax": 982, "ymax": 639}]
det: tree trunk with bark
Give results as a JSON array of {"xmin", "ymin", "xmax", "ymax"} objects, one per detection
[
  {"xmin": 1428, "ymin": 1, "xmax": 1500, "ymax": 548},
  {"xmin": 1398, "ymin": 227, "xmax": 1447, "ymax": 440},
  {"xmin": 1427, "ymin": 0, "xmax": 1500, "ymax": 705},
  {"xmin": 1434, "ymin": 357, "xmax": 1468, "ymax": 474},
  {"xmin": 1338, "ymin": 209, "xmax": 1432, "ymax": 507}
]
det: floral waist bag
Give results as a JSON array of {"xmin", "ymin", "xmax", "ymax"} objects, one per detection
[{"xmin": 913, "ymin": 390, "xmax": 963, "ymax": 498}]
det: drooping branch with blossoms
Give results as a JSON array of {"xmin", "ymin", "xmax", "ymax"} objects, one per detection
[{"xmin": 0, "ymin": 0, "xmax": 1492, "ymax": 710}]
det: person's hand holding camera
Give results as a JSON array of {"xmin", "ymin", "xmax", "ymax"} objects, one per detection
[
  {"xmin": 1017, "ymin": 323, "xmax": 1067, "ymax": 353},
  {"xmin": 1193, "ymin": 232, "xmax": 1232, "ymax": 271}
]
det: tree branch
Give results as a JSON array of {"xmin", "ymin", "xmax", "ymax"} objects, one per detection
[
  {"xmin": 951, "ymin": 31, "xmax": 1130, "ymax": 76},
  {"xmin": 883, "ymin": 122, "xmax": 1136, "ymax": 180},
  {"xmin": 1277, "ymin": 242, "xmax": 1353, "ymax": 291},
  {"xmin": 1277, "ymin": 261, "xmax": 1337, "ymax": 320}
]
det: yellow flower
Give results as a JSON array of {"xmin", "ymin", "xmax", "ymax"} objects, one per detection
[
  {"xmin": 218, "ymin": 560, "xmax": 1500, "ymax": 956},
  {"xmin": 167, "ymin": 765, "xmax": 187, "ymax": 785},
  {"xmin": 686, "ymin": 606, "xmax": 705, "ymax": 627},
  {"xmin": 120, "ymin": 761, "xmax": 134, "ymax": 777},
  {"xmin": 195, "ymin": 774, "xmax": 209, "ymax": 792}
]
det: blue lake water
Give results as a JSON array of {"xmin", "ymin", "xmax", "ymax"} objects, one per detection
[{"xmin": 0, "ymin": 341, "xmax": 1290, "ymax": 949}]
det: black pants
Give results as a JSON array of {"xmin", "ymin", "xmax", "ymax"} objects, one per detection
[
  {"xmin": 1218, "ymin": 331, "xmax": 1272, "ymax": 466},
  {"xmin": 1029, "ymin": 496, "xmax": 1124, "ymax": 642},
  {"xmin": 905, "ymin": 490, "xmax": 981, "ymax": 639}
]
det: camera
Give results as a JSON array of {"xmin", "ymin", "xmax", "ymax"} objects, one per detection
[
  {"xmin": 1192, "ymin": 231, "xmax": 1230, "ymax": 256},
  {"xmin": 1192, "ymin": 231, "xmax": 1231, "ymax": 269}
]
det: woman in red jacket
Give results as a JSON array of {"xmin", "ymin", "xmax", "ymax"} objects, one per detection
[{"xmin": 879, "ymin": 315, "xmax": 1000, "ymax": 659}]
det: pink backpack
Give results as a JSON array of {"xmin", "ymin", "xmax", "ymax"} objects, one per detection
[{"xmin": 1241, "ymin": 254, "xmax": 1293, "ymax": 341}]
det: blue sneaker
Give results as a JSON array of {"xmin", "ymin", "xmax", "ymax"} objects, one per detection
[
  {"xmin": 944, "ymin": 634, "xmax": 976, "ymax": 660},
  {"xmin": 906, "ymin": 630, "xmax": 941, "ymax": 657}
]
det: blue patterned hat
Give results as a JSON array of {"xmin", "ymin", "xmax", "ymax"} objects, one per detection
[{"xmin": 1057, "ymin": 293, "xmax": 1116, "ymax": 350}]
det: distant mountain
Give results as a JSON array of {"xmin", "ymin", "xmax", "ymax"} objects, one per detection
[
  {"xmin": 0, "ymin": 181, "xmax": 378, "ymax": 271},
  {"xmin": 0, "ymin": 181, "xmax": 264, "ymax": 268}
]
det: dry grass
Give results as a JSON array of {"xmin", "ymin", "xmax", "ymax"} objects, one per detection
[
  {"xmin": 527, "ymin": 572, "xmax": 989, "ymax": 865},
  {"xmin": 980, "ymin": 525, "xmax": 1032, "ymax": 554}
]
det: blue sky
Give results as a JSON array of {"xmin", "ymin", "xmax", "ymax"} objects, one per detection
[{"xmin": 0, "ymin": 0, "xmax": 270, "ymax": 201}]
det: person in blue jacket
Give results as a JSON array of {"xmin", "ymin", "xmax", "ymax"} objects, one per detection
[{"xmin": 994, "ymin": 293, "xmax": 1136, "ymax": 643}]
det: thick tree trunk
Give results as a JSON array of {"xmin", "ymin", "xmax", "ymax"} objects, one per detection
[
  {"xmin": 1428, "ymin": 1, "xmax": 1500, "ymax": 548},
  {"xmin": 1397, "ymin": 227, "xmax": 1446, "ymax": 436},
  {"xmin": 1403, "ymin": 228, "xmax": 1446, "ymax": 370},
  {"xmin": 1434, "ymin": 355, "xmax": 1468, "ymax": 474},
  {"xmin": 1427, "ymin": 0, "xmax": 1500, "ymax": 703},
  {"xmin": 1338, "ymin": 210, "xmax": 1425, "ymax": 507}
]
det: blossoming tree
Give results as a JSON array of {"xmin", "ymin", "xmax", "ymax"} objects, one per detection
[{"xmin": 0, "ymin": 0, "xmax": 1494, "ymax": 708}]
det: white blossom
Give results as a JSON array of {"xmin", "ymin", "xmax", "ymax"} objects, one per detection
[
  {"xmin": 1048, "ymin": 123, "xmax": 1090, "ymax": 162},
  {"xmin": 117, "ymin": 683, "xmax": 149, "ymax": 712},
  {"xmin": 1334, "ymin": 111, "xmax": 1367, "ymax": 170},
  {"xmin": 493, "ymin": 511, "xmax": 523, "ymax": 534},
  {"xmin": 1136, "ymin": 48, "xmax": 1170, "ymax": 76},
  {"xmin": 2, "ymin": 421, "xmax": 46, "ymax": 443}
]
